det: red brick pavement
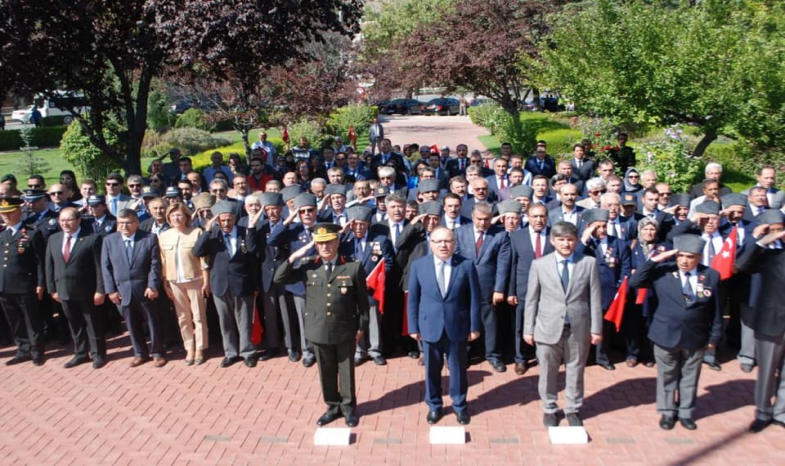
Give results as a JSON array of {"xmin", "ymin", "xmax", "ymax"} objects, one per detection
[{"xmin": 0, "ymin": 334, "xmax": 782, "ymax": 466}]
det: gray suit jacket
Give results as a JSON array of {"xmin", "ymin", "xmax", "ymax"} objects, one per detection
[
  {"xmin": 524, "ymin": 252, "xmax": 602, "ymax": 344},
  {"xmin": 742, "ymin": 186, "xmax": 784, "ymax": 210},
  {"xmin": 101, "ymin": 230, "xmax": 161, "ymax": 307}
]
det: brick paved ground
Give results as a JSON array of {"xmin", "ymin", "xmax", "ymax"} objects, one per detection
[
  {"xmin": 0, "ymin": 335, "xmax": 782, "ymax": 466},
  {"xmin": 379, "ymin": 114, "xmax": 490, "ymax": 152}
]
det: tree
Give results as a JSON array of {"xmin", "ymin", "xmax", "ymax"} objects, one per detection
[
  {"xmin": 390, "ymin": 0, "xmax": 562, "ymax": 153},
  {"xmin": 0, "ymin": 1, "xmax": 364, "ymax": 174},
  {"xmin": 539, "ymin": 0, "xmax": 785, "ymax": 157}
]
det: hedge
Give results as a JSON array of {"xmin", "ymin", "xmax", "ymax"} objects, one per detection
[{"xmin": 0, "ymin": 126, "xmax": 68, "ymax": 151}]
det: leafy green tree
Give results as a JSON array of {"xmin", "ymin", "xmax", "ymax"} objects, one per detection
[
  {"xmin": 539, "ymin": 0, "xmax": 785, "ymax": 157},
  {"xmin": 60, "ymin": 121, "xmax": 122, "ymax": 182}
]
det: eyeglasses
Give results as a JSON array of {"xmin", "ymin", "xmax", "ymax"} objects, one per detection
[
  {"xmin": 299, "ymin": 208, "xmax": 316, "ymax": 214},
  {"xmin": 210, "ymin": 189, "xmax": 226, "ymax": 193},
  {"xmin": 128, "ymin": 184, "xmax": 141, "ymax": 188},
  {"xmin": 430, "ymin": 239, "xmax": 455, "ymax": 244},
  {"xmin": 48, "ymin": 191, "xmax": 64, "ymax": 196},
  {"xmin": 105, "ymin": 182, "xmax": 119, "ymax": 187},
  {"xmin": 117, "ymin": 221, "xmax": 138, "ymax": 226}
]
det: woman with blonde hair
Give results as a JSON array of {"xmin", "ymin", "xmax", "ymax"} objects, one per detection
[{"xmin": 159, "ymin": 203, "xmax": 210, "ymax": 365}]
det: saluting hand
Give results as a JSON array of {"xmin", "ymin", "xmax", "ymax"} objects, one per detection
[
  {"xmin": 289, "ymin": 240, "xmax": 315, "ymax": 264},
  {"xmin": 757, "ymin": 228, "xmax": 785, "ymax": 246},
  {"xmin": 651, "ymin": 249, "xmax": 678, "ymax": 263}
]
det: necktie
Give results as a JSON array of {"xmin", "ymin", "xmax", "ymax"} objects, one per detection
[
  {"xmin": 459, "ymin": 160, "xmax": 465, "ymax": 171},
  {"xmin": 560, "ymin": 259, "xmax": 570, "ymax": 292},
  {"xmin": 63, "ymin": 235, "xmax": 72, "ymax": 262},
  {"xmin": 437, "ymin": 261, "xmax": 447, "ymax": 297},
  {"xmin": 577, "ymin": 160, "xmax": 582, "ymax": 169},
  {"xmin": 224, "ymin": 233, "xmax": 233, "ymax": 256},
  {"xmin": 500, "ymin": 177, "xmax": 505, "ymax": 189},
  {"xmin": 111, "ymin": 198, "xmax": 118, "ymax": 216},
  {"xmin": 124, "ymin": 239, "xmax": 133, "ymax": 263},
  {"xmin": 707, "ymin": 238, "xmax": 716, "ymax": 263},
  {"xmin": 326, "ymin": 262, "xmax": 333, "ymax": 277},
  {"xmin": 475, "ymin": 230, "xmax": 484, "ymax": 256},
  {"xmin": 355, "ymin": 239, "xmax": 363, "ymax": 258},
  {"xmin": 682, "ymin": 272, "xmax": 695, "ymax": 303},
  {"xmin": 535, "ymin": 232, "xmax": 542, "ymax": 258}
]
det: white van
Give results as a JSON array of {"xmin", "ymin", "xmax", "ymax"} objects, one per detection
[{"xmin": 11, "ymin": 91, "xmax": 89, "ymax": 124}]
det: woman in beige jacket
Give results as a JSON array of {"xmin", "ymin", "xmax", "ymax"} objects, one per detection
[{"xmin": 159, "ymin": 203, "xmax": 210, "ymax": 365}]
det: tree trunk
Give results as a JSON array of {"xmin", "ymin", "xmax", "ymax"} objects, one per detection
[
  {"xmin": 241, "ymin": 128, "xmax": 252, "ymax": 164},
  {"xmin": 692, "ymin": 128, "xmax": 718, "ymax": 158},
  {"xmin": 124, "ymin": 73, "xmax": 153, "ymax": 176}
]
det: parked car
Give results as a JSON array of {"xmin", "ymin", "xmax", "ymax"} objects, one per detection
[
  {"xmin": 421, "ymin": 98, "xmax": 460, "ymax": 116},
  {"xmin": 383, "ymin": 98, "xmax": 423, "ymax": 115},
  {"xmin": 11, "ymin": 91, "xmax": 88, "ymax": 124}
]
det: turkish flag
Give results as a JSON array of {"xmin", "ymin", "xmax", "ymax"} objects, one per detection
[
  {"xmin": 282, "ymin": 126, "xmax": 290, "ymax": 145},
  {"xmin": 635, "ymin": 288, "xmax": 648, "ymax": 305},
  {"xmin": 604, "ymin": 276, "xmax": 629, "ymax": 332},
  {"xmin": 366, "ymin": 258, "xmax": 386, "ymax": 313},
  {"xmin": 252, "ymin": 301, "xmax": 264, "ymax": 346},
  {"xmin": 348, "ymin": 125, "xmax": 357, "ymax": 149},
  {"xmin": 711, "ymin": 226, "xmax": 737, "ymax": 280}
]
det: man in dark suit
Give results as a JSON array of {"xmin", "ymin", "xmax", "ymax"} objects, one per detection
[
  {"xmin": 139, "ymin": 197, "xmax": 170, "ymax": 236},
  {"xmin": 548, "ymin": 183, "xmax": 584, "ymax": 227},
  {"xmin": 45, "ymin": 207, "xmax": 107, "ymax": 369},
  {"xmin": 275, "ymin": 223, "xmax": 370, "ymax": 427},
  {"xmin": 194, "ymin": 201, "xmax": 262, "ymax": 368},
  {"xmin": 629, "ymin": 235, "xmax": 723, "ymax": 431},
  {"xmin": 525, "ymin": 146, "xmax": 556, "ymax": 179},
  {"xmin": 341, "ymin": 206, "xmax": 394, "ymax": 366},
  {"xmin": 101, "ymin": 209, "xmax": 165, "ymax": 367},
  {"xmin": 735, "ymin": 210, "xmax": 785, "ymax": 433},
  {"xmin": 485, "ymin": 158, "xmax": 511, "ymax": 201},
  {"xmin": 508, "ymin": 204, "xmax": 553, "ymax": 374},
  {"xmin": 569, "ymin": 144, "xmax": 595, "ymax": 183},
  {"xmin": 524, "ymin": 221, "xmax": 603, "ymax": 427},
  {"xmin": 408, "ymin": 226, "xmax": 481, "ymax": 425},
  {"xmin": 688, "ymin": 163, "xmax": 732, "ymax": 200},
  {"xmin": 370, "ymin": 139, "xmax": 406, "ymax": 180},
  {"xmin": 368, "ymin": 117, "xmax": 384, "ymax": 155},
  {"xmin": 454, "ymin": 203, "xmax": 511, "ymax": 373},
  {"xmin": 445, "ymin": 144, "xmax": 470, "ymax": 178},
  {"xmin": 0, "ymin": 197, "xmax": 46, "ymax": 366},
  {"xmin": 576, "ymin": 209, "xmax": 632, "ymax": 371}
]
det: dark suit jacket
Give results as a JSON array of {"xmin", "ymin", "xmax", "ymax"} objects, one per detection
[
  {"xmin": 139, "ymin": 218, "xmax": 171, "ymax": 235},
  {"xmin": 101, "ymin": 230, "xmax": 161, "ymax": 307},
  {"xmin": 524, "ymin": 155, "xmax": 556, "ymax": 178},
  {"xmin": 193, "ymin": 225, "xmax": 260, "ymax": 297},
  {"xmin": 370, "ymin": 152, "xmax": 406, "ymax": 180},
  {"xmin": 407, "ymin": 254, "xmax": 481, "ymax": 342},
  {"xmin": 340, "ymin": 231, "xmax": 394, "ymax": 302},
  {"xmin": 84, "ymin": 214, "xmax": 117, "ymax": 237},
  {"xmin": 394, "ymin": 222, "xmax": 429, "ymax": 292},
  {"xmin": 569, "ymin": 158, "xmax": 595, "ymax": 182},
  {"xmin": 445, "ymin": 158, "xmax": 469, "ymax": 178},
  {"xmin": 629, "ymin": 261, "xmax": 723, "ymax": 349},
  {"xmin": 239, "ymin": 217, "xmax": 283, "ymax": 294},
  {"xmin": 576, "ymin": 236, "xmax": 632, "ymax": 310},
  {"xmin": 508, "ymin": 227, "xmax": 554, "ymax": 302},
  {"xmin": 46, "ymin": 230, "xmax": 105, "ymax": 301},
  {"xmin": 689, "ymin": 182, "xmax": 732, "ymax": 200},
  {"xmin": 735, "ymin": 242, "xmax": 785, "ymax": 338},
  {"xmin": 454, "ymin": 224, "xmax": 511, "ymax": 306},
  {"xmin": 274, "ymin": 255, "xmax": 370, "ymax": 345},
  {"xmin": 0, "ymin": 225, "xmax": 46, "ymax": 294}
]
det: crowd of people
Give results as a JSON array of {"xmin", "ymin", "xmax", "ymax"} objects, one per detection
[{"xmin": 0, "ymin": 130, "xmax": 783, "ymax": 434}]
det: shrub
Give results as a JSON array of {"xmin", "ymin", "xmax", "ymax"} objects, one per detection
[
  {"xmin": 469, "ymin": 103, "xmax": 536, "ymax": 155},
  {"xmin": 60, "ymin": 121, "xmax": 123, "ymax": 182},
  {"xmin": 326, "ymin": 104, "xmax": 376, "ymax": 148},
  {"xmin": 147, "ymin": 89, "xmax": 174, "ymax": 132},
  {"xmin": 636, "ymin": 126, "xmax": 703, "ymax": 193},
  {"xmin": 0, "ymin": 126, "xmax": 68, "ymax": 151},
  {"xmin": 189, "ymin": 137, "xmax": 285, "ymax": 172},
  {"xmin": 174, "ymin": 108, "xmax": 212, "ymax": 131},
  {"xmin": 288, "ymin": 119, "xmax": 330, "ymax": 149},
  {"xmin": 141, "ymin": 127, "xmax": 230, "ymax": 159}
]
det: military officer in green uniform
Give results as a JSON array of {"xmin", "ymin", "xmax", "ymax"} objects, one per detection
[
  {"xmin": 0, "ymin": 197, "xmax": 47, "ymax": 366},
  {"xmin": 274, "ymin": 222, "xmax": 370, "ymax": 427}
]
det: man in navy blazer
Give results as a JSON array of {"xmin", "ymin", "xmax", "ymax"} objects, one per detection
[
  {"xmin": 101, "ymin": 209, "xmax": 165, "ymax": 367},
  {"xmin": 408, "ymin": 226, "xmax": 481, "ymax": 426},
  {"xmin": 508, "ymin": 204, "xmax": 553, "ymax": 374},
  {"xmin": 454, "ymin": 202, "xmax": 512, "ymax": 373}
]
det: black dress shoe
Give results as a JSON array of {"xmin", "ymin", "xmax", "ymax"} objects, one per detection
[
  {"xmin": 354, "ymin": 355, "xmax": 367, "ymax": 366},
  {"xmin": 302, "ymin": 355, "xmax": 316, "ymax": 368},
  {"xmin": 772, "ymin": 419, "xmax": 785, "ymax": 428},
  {"xmin": 749, "ymin": 419, "xmax": 772, "ymax": 433},
  {"xmin": 220, "ymin": 356, "xmax": 240, "ymax": 368},
  {"xmin": 32, "ymin": 356, "xmax": 45, "ymax": 366},
  {"xmin": 345, "ymin": 412, "xmax": 359, "ymax": 427},
  {"xmin": 372, "ymin": 355, "xmax": 387, "ymax": 366},
  {"xmin": 598, "ymin": 362, "xmax": 616, "ymax": 371},
  {"xmin": 679, "ymin": 418, "xmax": 697, "ymax": 430},
  {"xmin": 704, "ymin": 361, "xmax": 722, "ymax": 371},
  {"xmin": 288, "ymin": 350, "xmax": 300, "ymax": 362},
  {"xmin": 92, "ymin": 356, "xmax": 107, "ymax": 369},
  {"xmin": 64, "ymin": 356, "xmax": 89, "ymax": 369},
  {"xmin": 316, "ymin": 410, "xmax": 343, "ymax": 426},
  {"xmin": 258, "ymin": 349, "xmax": 278, "ymax": 361},
  {"xmin": 543, "ymin": 413, "xmax": 559, "ymax": 427},
  {"xmin": 5, "ymin": 355, "xmax": 30, "ymax": 366},
  {"xmin": 514, "ymin": 362, "xmax": 529, "ymax": 375},
  {"xmin": 740, "ymin": 363, "xmax": 754, "ymax": 373},
  {"xmin": 565, "ymin": 413, "xmax": 583, "ymax": 427},
  {"xmin": 659, "ymin": 415, "xmax": 676, "ymax": 430},
  {"xmin": 407, "ymin": 350, "xmax": 420, "ymax": 359},
  {"xmin": 456, "ymin": 411, "xmax": 470, "ymax": 425},
  {"xmin": 490, "ymin": 360, "xmax": 507, "ymax": 373},
  {"xmin": 244, "ymin": 356, "xmax": 257, "ymax": 368},
  {"xmin": 427, "ymin": 409, "xmax": 443, "ymax": 425}
]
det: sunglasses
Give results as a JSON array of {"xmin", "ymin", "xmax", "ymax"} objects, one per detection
[
  {"xmin": 128, "ymin": 184, "xmax": 141, "ymax": 188},
  {"xmin": 628, "ymin": 175, "xmax": 639, "ymax": 179},
  {"xmin": 299, "ymin": 208, "xmax": 316, "ymax": 214}
]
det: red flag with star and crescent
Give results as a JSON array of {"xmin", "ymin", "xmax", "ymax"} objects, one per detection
[
  {"xmin": 604, "ymin": 277, "xmax": 629, "ymax": 332},
  {"xmin": 366, "ymin": 258, "xmax": 386, "ymax": 313},
  {"xmin": 711, "ymin": 226, "xmax": 737, "ymax": 280},
  {"xmin": 282, "ymin": 126, "xmax": 290, "ymax": 145}
]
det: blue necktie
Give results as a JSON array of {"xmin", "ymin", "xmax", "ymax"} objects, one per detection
[
  {"xmin": 124, "ymin": 239, "xmax": 133, "ymax": 263},
  {"xmin": 682, "ymin": 272, "xmax": 695, "ymax": 304}
]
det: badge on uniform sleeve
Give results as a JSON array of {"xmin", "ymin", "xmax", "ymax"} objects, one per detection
[{"xmin": 105, "ymin": 225, "xmax": 112, "ymax": 232}]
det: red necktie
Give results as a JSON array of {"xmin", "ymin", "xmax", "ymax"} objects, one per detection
[
  {"xmin": 500, "ymin": 177, "xmax": 506, "ymax": 189},
  {"xmin": 534, "ymin": 232, "xmax": 542, "ymax": 259},
  {"xmin": 475, "ymin": 231, "xmax": 484, "ymax": 256},
  {"xmin": 63, "ymin": 235, "xmax": 72, "ymax": 262}
]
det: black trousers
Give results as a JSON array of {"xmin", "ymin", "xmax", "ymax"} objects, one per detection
[
  {"xmin": 120, "ymin": 299, "xmax": 163, "ymax": 359},
  {"xmin": 0, "ymin": 293, "xmax": 44, "ymax": 358},
  {"xmin": 313, "ymin": 337, "xmax": 357, "ymax": 415},
  {"xmin": 61, "ymin": 298, "xmax": 106, "ymax": 358}
]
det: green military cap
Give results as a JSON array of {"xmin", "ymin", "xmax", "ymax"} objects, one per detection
[{"xmin": 309, "ymin": 222, "xmax": 341, "ymax": 242}]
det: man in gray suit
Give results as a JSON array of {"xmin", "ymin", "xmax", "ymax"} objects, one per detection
[
  {"xmin": 101, "ymin": 209, "xmax": 165, "ymax": 367},
  {"xmin": 742, "ymin": 166, "xmax": 783, "ymax": 210},
  {"xmin": 368, "ymin": 117, "xmax": 384, "ymax": 155},
  {"xmin": 524, "ymin": 221, "xmax": 602, "ymax": 427}
]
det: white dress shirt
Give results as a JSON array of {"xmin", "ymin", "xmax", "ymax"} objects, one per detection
[
  {"xmin": 434, "ymin": 256, "xmax": 453, "ymax": 294},
  {"xmin": 61, "ymin": 228, "xmax": 80, "ymax": 257}
]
